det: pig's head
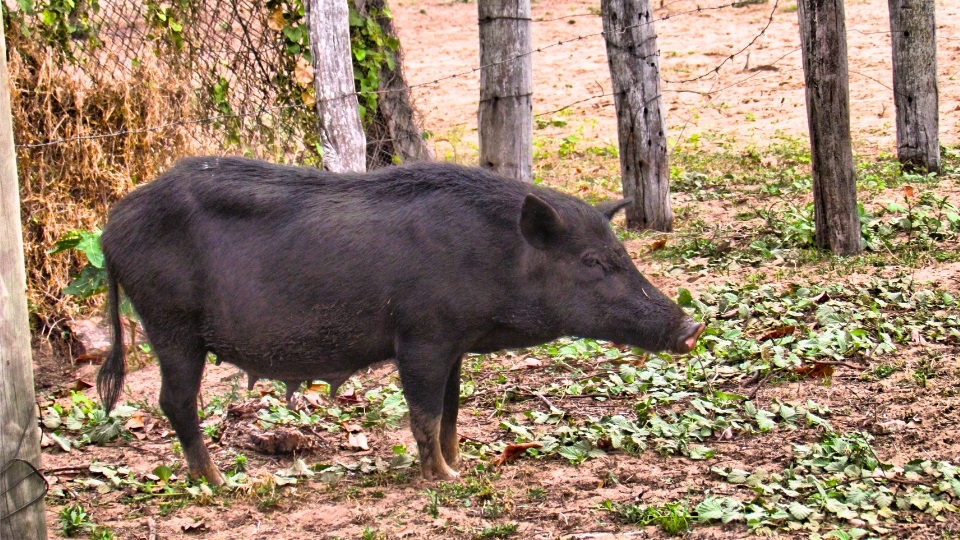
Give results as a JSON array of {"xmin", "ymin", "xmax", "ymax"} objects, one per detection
[{"xmin": 519, "ymin": 193, "xmax": 704, "ymax": 354}]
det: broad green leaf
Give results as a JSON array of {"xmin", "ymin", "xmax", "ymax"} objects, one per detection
[
  {"xmin": 65, "ymin": 416, "xmax": 84, "ymax": 431},
  {"xmin": 153, "ymin": 464, "xmax": 173, "ymax": 482},
  {"xmin": 42, "ymin": 409, "xmax": 61, "ymax": 429},
  {"xmin": 499, "ymin": 420, "xmax": 533, "ymax": 441},
  {"xmin": 87, "ymin": 420, "xmax": 122, "ymax": 443},
  {"xmin": 63, "ymin": 264, "xmax": 107, "ymax": 298},
  {"xmin": 788, "ymin": 501, "xmax": 814, "ymax": 521},
  {"xmin": 110, "ymin": 404, "xmax": 138, "ymax": 418},
  {"xmin": 695, "ymin": 497, "xmax": 724, "ymax": 521},
  {"xmin": 49, "ymin": 432, "xmax": 72, "ymax": 452},
  {"xmin": 688, "ymin": 445, "xmax": 714, "ymax": 460},
  {"xmin": 557, "ymin": 440, "xmax": 591, "ymax": 464},
  {"xmin": 727, "ymin": 469, "xmax": 750, "ymax": 484}
]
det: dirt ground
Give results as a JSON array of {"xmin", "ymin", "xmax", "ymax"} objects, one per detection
[
  {"xmin": 398, "ymin": 0, "xmax": 960, "ymax": 156},
  {"xmin": 32, "ymin": 0, "xmax": 960, "ymax": 538}
]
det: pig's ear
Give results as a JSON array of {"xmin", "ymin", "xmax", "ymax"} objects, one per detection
[
  {"xmin": 520, "ymin": 194, "xmax": 567, "ymax": 250},
  {"xmin": 594, "ymin": 198, "xmax": 633, "ymax": 220}
]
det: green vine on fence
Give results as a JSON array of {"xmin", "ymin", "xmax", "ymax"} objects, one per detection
[
  {"xmin": 208, "ymin": 75, "xmax": 242, "ymax": 146},
  {"xmin": 266, "ymin": 0, "xmax": 399, "ymax": 124},
  {"xmin": 3, "ymin": 0, "xmax": 101, "ymax": 61},
  {"xmin": 144, "ymin": 0, "xmax": 193, "ymax": 53},
  {"xmin": 348, "ymin": 4, "xmax": 399, "ymax": 122}
]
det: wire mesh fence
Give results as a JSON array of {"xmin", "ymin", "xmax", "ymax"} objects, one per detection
[
  {"xmin": 7, "ymin": 0, "xmax": 319, "ymax": 156},
  {"xmin": 4, "ymin": 0, "xmax": 345, "ymax": 326}
]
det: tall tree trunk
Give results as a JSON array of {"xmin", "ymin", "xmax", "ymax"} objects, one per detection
[
  {"xmin": 888, "ymin": 0, "xmax": 939, "ymax": 173},
  {"xmin": 306, "ymin": 0, "xmax": 367, "ymax": 172},
  {"xmin": 798, "ymin": 0, "xmax": 862, "ymax": 255},
  {"xmin": 601, "ymin": 0, "xmax": 673, "ymax": 232},
  {"xmin": 0, "ymin": 20, "xmax": 48, "ymax": 540},
  {"xmin": 477, "ymin": 0, "xmax": 533, "ymax": 183},
  {"xmin": 353, "ymin": 0, "xmax": 433, "ymax": 168}
]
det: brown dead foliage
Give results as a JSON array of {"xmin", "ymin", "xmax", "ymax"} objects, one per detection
[{"xmin": 7, "ymin": 21, "xmax": 202, "ymax": 335}]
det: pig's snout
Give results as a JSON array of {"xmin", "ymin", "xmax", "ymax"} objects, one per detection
[{"xmin": 674, "ymin": 320, "xmax": 705, "ymax": 353}]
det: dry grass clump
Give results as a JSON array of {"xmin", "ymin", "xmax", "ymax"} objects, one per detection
[{"xmin": 8, "ymin": 23, "xmax": 206, "ymax": 333}]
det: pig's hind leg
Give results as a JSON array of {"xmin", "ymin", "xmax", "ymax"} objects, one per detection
[{"xmin": 151, "ymin": 326, "xmax": 225, "ymax": 486}]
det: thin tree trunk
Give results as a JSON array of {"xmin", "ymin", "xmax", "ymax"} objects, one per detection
[
  {"xmin": 601, "ymin": 0, "xmax": 673, "ymax": 232},
  {"xmin": 0, "ymin": 20, "xmax": 48, "ymax": 540},
  {"xmin": 798, "ymin": 0, "xmax": 862, "ymax": 255},
  {"xmin": 306, "ymin": 0, "xmax": 367, "ymax": 173},
  {"xmin": 353, "ymin": 0, "xmax": 433, "ymax": 168},
  {"xmin": 477, "ymin": 0, "xmax": 533, "ymax": 183},
  {"xmin": 888, "ymin": 0, "xmax": 939, "ymax": 173}
]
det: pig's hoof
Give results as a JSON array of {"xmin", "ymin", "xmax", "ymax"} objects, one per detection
[
  {"xmin": 191, "ymin": 465, "xmax": 225, "ymax": 487},
  {"xmin": 423, "ymin": 463, "xmax": 460, "ymax": 482},
  {"xmin": 442, "ymin": 450, "xmax": 461, "ymax": 469}
]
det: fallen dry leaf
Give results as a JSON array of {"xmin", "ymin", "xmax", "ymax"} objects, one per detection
[
  {"xmin": 492, "ymin": 442, "xmax": 543, "ymax": 466},
  {"xmin": 903, "ymin": 184, "xmax": 916, "ymax": 199},
  {"xmin": 125, "ymin": 412, "xmax": 145, "ymax": 430},
  {"xmin": 301, "ymin": 89, "xmax": 316, "ymax": 108},
  {"xmin": 74, "ymin": 378, "xmax": 94, "ymax": 390},
  {"xmin": 294, "ymin": 57, "xmax": 314, "ymax": 88},
  {"xmin": 341, "ymin": 422, "xmax": 369, "ymax": 450},
  {"xmin": 911, "ymin": 329, "xmax": 927, "ymax": 345},
  {"xmin": 182, "ymin": 520, "xmax": 206, "ymax": 532},
  {"xmin": 303, "ymin": 391, "xmax": 325, "ymax": 408},
  {"xmin": 647, "ymin": 238, "xmax": 668, "ymax": 252},
  {"xmin": 347, "ymin": 431, "xmax": 369, "ymax": 450},
  {"xmin": 509, "ymin": 357, "xmax": 543, "ymax": 370},
  {"xmin": 793, "ymin": 362, "xmax": 835, "ymax": 379},
  {"xmin": 759, "ymin": 325, "xmax": 798, "ymax": 342},
  {"xmin": 337, "ymin": 388, "xmax": 361, "ymax": 405},
  {"xmin": 267, "ymin": 8, "xmax": 286, "ymax": 31}
]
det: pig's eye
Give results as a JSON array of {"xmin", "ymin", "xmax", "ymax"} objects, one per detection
[{"xmin": 582, "ymin": 254, "xmax": 603, "ymax": 268}]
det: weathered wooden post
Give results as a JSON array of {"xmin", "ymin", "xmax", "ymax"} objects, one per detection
[
  {"xmin": 601, "ymin": 0, "xmax": 673, "ymax": 231},
  {"xmin": 0, "ymin": 20, "xmax": 48, "ymax": 540},
  {"xmin": 797, "ymin": 0, "xmax": 862, "ymax": 255},
  {"xmin": 352, "ymin": 0, "xmax": 433, "ymax": 168},
  {"xmin": 477, "ymin": 0, "xmax": 533, "ymax": 183},
  {"xmin": 888, "ymin": 0, "xmax": 939, "ymax": 173},
  {"xmin": 306, "ymin": 0, "xmax": 367, "ymax": 172}
]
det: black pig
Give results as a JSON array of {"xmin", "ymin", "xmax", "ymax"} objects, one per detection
[{"xmin": 98, "ymin": 158, "xmax": 704, "ymax": 484}]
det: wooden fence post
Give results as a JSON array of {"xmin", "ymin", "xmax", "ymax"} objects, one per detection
[
  {"xmin": 478, "ymin": 0, "xmax": 533, "ymax": 183},
  {"xmin": 0, "ymin": 20, "xmax": 48, "ymax": 540},
  {"xmin": 797, "ymin": 0, "xmax": 862, "ymax": 255},
  {"xmin": 601, "ymin": 0, "xmax": 673, "ymax": 232},
  {"xmin": 306, "ymin": 0, "xmax": 367, "ymax": 173},
  {"xmin": 888, "ymin": 0, "xmax": 939, "ymax": 173}
]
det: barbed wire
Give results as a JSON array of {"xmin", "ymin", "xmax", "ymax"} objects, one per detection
[
  {"xmin": 405, "ymin": 2, "xmax": 748, "ymax": 91},
  {"xmin": 31, "ymin": 0, "xmax": 924, "ymax": 159},
  {"xmin": 534, "ymin": 12, "xmax": 598, "ymax": 23},
  {"xmin": 13, "ymin": 0, "xmax": 766, "ymax": 150},
  {"xmin": 661, "ymin": 0, "xmax": 780, "ymax": 84}
]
